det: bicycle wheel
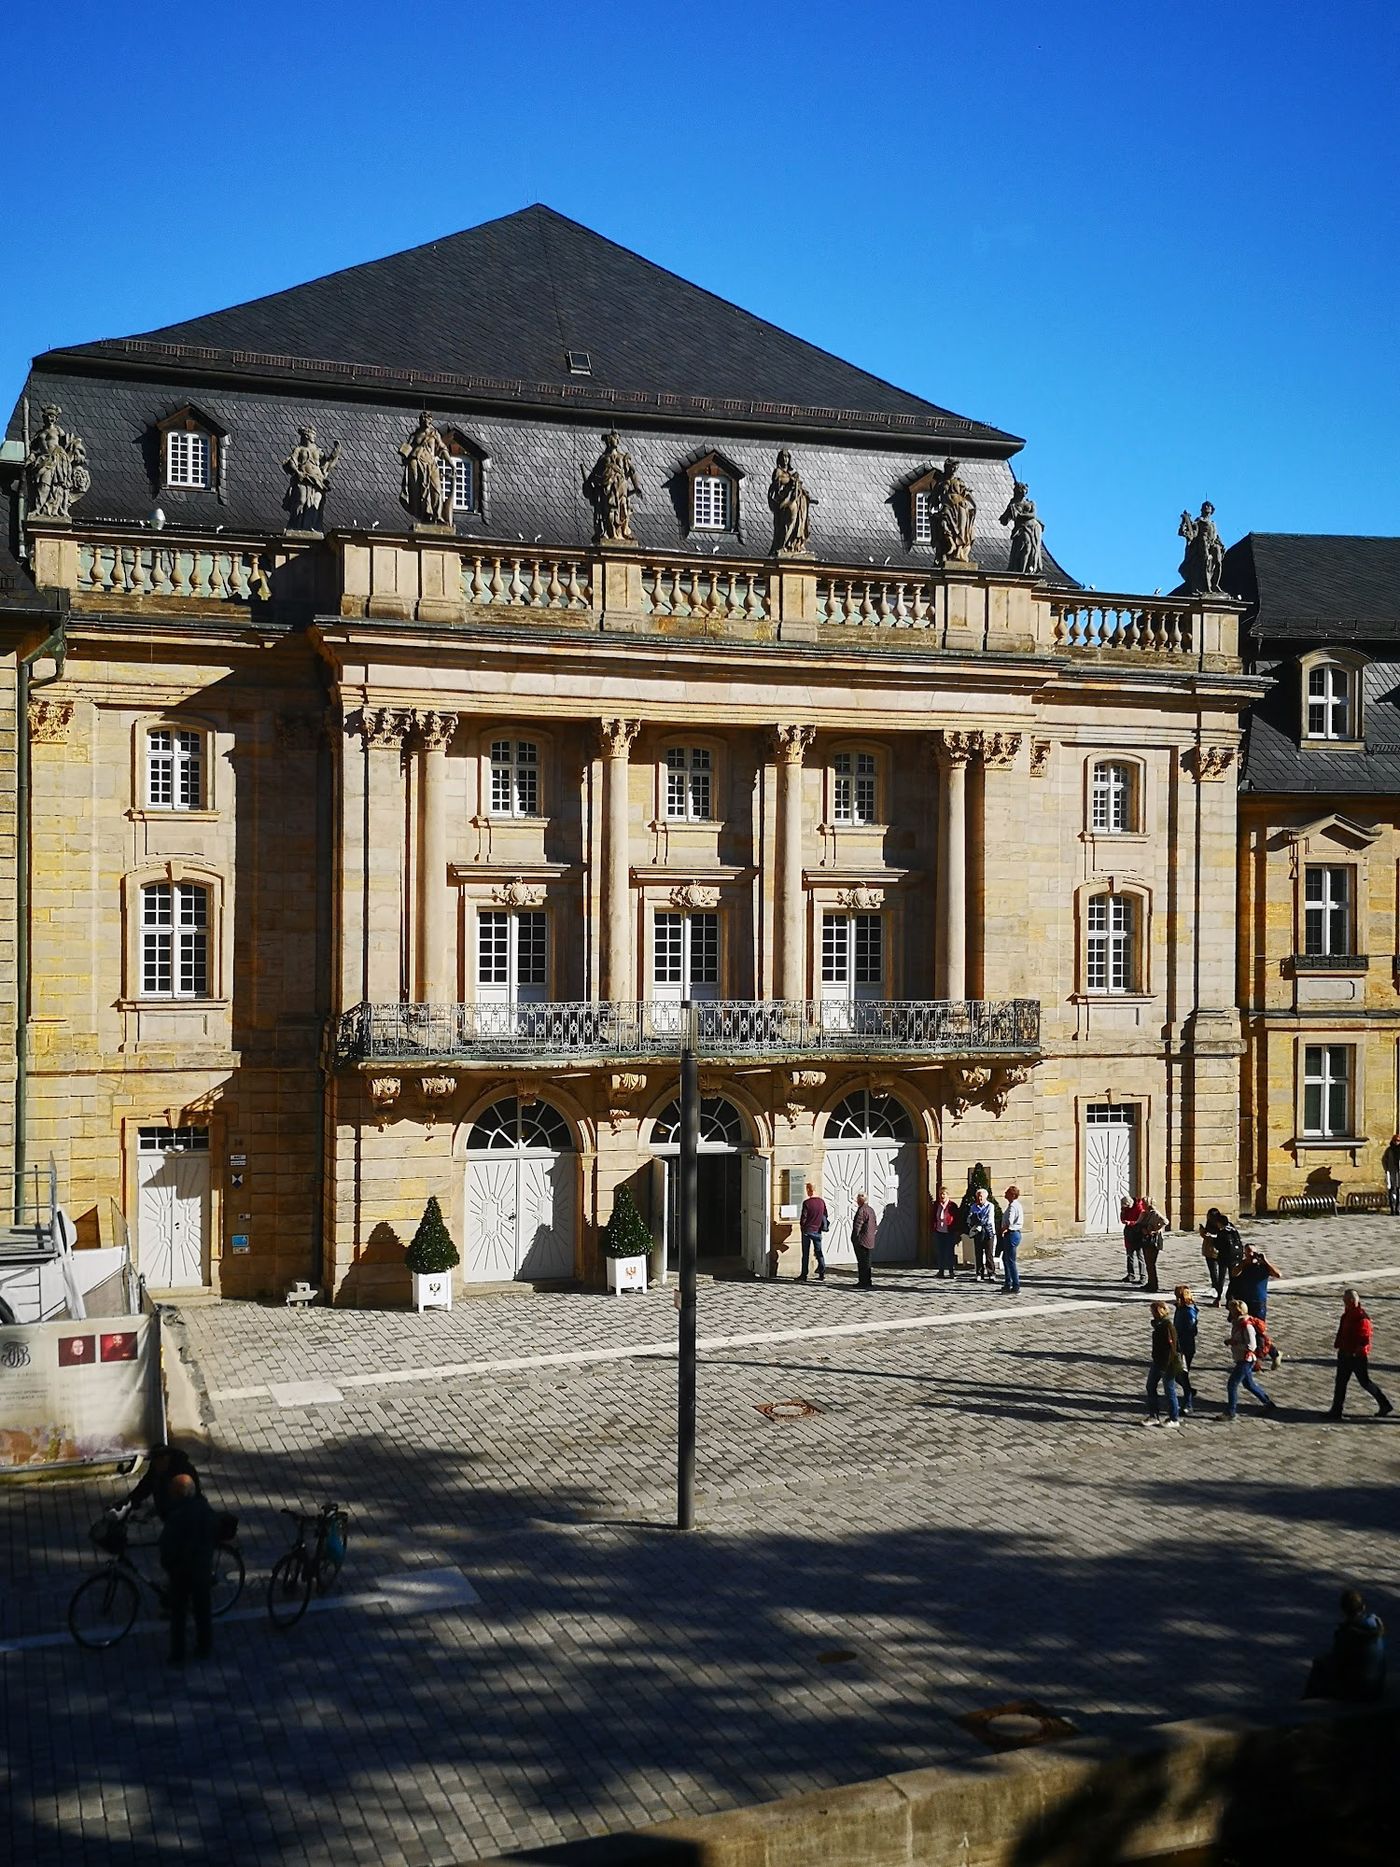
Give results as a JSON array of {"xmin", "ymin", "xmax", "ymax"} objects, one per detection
[
  {"xmin": 69, "ymin": 1568, "xmax": 140, "ymax": 1649},
  {"xmin": 210, "ymin": 1544, "xmax": 246, "ymax": 1617},
  {"xmin": 267, "ymin": 1550, "xmax": 313, "ymax": 1629},
  {"xmin": 314, "ymin": 1514, "xmax": 348, "ymax": 1596}
]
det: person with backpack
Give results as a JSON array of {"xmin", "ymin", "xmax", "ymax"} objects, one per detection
[
  {"xmin": 797, "ymin": 1182, "xmax": 828, "ymax": 1283},
  {"xmin": 1120, "ymin": 1193, "xmax": 1148, "ymax": 1284},
  {"xmin": 1225, "ymin": 1298, "xmax": 1279, "ymax": 1419},
  {"xmin": 1172, "ymin": 1284, "xmax": 1199, "ymax": 1415},
  {"xmin": 931, "ymin": 1186, "xmax": 960, "ymax": 1280},
  {"xmin": 1144, "ymin": 1300, "xmax": 1184, "ymax": 1428},
  {"xmin": 1327, "ymin": 1288, "xmax": 1394, "ymax": 1420},
  {"xmin": 967, "ymin": 1186, "xmax": 997, "ymax": 1283},
  {"xmin": 1199, "ymin": 1208, "xmax": 1244, "ymax": 1307},
  {"xmin": 1231, "ymin": 1244, "xmax": 1282, "ymax": 1367}
]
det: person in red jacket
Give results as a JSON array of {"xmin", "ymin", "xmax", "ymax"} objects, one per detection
[{"xmin": 1327, "ymin": 1289, "xmax": 1394, "ymax": 1420}]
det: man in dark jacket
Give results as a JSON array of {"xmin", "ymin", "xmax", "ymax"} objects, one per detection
[
  {"xmin": 851, "ymin": 1192, "xmax": 877, "ymax": 1290},
  {"xmin": 159, "ymin": 1472, "xmax": 217, "ymax": 1663},
  {"xmin": 127, "ymin": 1443, "xmax": 201, "ymax": 1522},
  {"xmin": 1305, "ymin": 1589, "xmax": 1387, "ymax": 1702}
]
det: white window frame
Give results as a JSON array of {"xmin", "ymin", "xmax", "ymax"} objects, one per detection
[
  {"xmin": 691, "ymin": 474, "xmax": 732, "ymax": 532},
  {"xmin": 145, "ymin": 727, "xmax": 203, "ymax": 811},
  {"xmin": 440, "ymin": 454, "xmax": 475, "ymax": 513},
  {"xmin": 1303, "ymin": 866, "xmax": 1353, "ymax": 958},
  {"xmin": 475, "ymin": 909, "xmax": 548, "ymax": 1007},
  {"xmin": 820, "ymin": 911, "xmax": 884, "ymax": 1005},
  {"xmin": 832, "ymin": 750, "xmax": 879, "ymax": 826},
  {"xmin": 1086, "ymin": 893, "xmax": 1136, "ymax": 994},
  {"xmin": 1302, "ymin": 1043, "xmax": 1352, "ymax": 1138},
  {"xmin": 664, "ymin": 746, "xmax": 713, "ymax": 822},
  {"xmin": 1090, "ymin": 761, "xmax": 1133, "ymax": 834},
  {"xmin": 489, "ymin": 738, "xmax": 540, "ymax": 818},
  {"xmin": 913, "ymin": 487, "xmax": 933, "ymax": 546},
  {"xmin": 1305, "ymin": 663, "xmax": 1353, "ymax": 741},
  {"xmin": 140, "ymin": 881, "xmax": 209, "ymax": 999},
  {"xmin": 165, "ymin": 430, "xmax": 210, "ymax": 490},
  {"xmin": 652, "ymin": 911, "xmax": 720, "ymax": 1003}
]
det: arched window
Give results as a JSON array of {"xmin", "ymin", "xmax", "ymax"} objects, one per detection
[
  {"xmin": 140, "ymin": 881, "xmax": 209, "ymax": 998},
  {"xmin": 1090, "ymin": 761, "xmax": 1134, "ymax": 833},
  {"xmin": 651, "ymin": 1097, "xmax": 744, "ymax": 1148},
  {"xmin": 826, "ymin": 1091, "xmax": 915, "ymax": 1142},
  {"xmin": 1086, "ymin": 893, "xmax": 1138, "ymax": 994},
  {"xmin": 466, "ymin": 1096, "xmax": 572, "ymax": 1152},
  {"xmin": 1305, "ymin": 663, "xmax": 1354, "ymax": 741}
]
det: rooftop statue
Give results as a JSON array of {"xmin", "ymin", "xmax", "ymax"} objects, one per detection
[
  {"xmin": 283, "ymin": 424, "xmax": 340, "ymax": 531},
  {"xmin": 930, "ymin": 458, "xmax": 976, "ymax": 566},
  {"xmin": 768, "ymin": 448, "xmax": 814, "ymax": 555},
  {"xmin": 399, "ymin": 412, "xmax": 452, "ymax": 526},
  {"xmin": 1178, "ymin": 501, "xmax": 1225, "ymax": 595},
  {"xmin": 26, "ymin": 405, "xmax": 91, "ymax": 523},
  {"xmin": 998, "ymin": 480, "xmax": 1044, "ymax": 576},
  {"xmin": 582, "ymin": 431, "xmax": 641, "ymax": 544}
]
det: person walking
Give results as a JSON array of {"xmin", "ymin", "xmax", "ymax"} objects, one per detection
[
  {"xmin": 1231, "ymin": 1243, "xmax": 1282, "ymax": 1366},
  {"xmin": 1199, "ymin": 1208, "xmax": 1244, "ymax": 1307},
  {"xmin": 1144, "ymin": 1301, "xmax": 1183, "ymax": 1428},
  {"xmin": 158, "ymin": 1471, "xmax": 217, "ymax": 1665},
  {"xmin": 932, "ymin": 1187, "xmax": 960, "ymax": 1279},
  {"xmin": 1327, "ymin": 1288, "xmax": 1394, "ymax": 1420},
  {"xmin": 1224, "ymin": 1298, "xmax": 1279, "ymax": 1419},
  {"xmin": 999, "ymin": 1185, "xmax": 1024, "ymax": 1295},
  {"xmin": 1173, "ymin": 1284, "xmax": 1199, "ymax": 1415},
  {"xmin": 1120, "ymin": 1193, "xmax": 1147, "ymax": 1284},
  {"xmin": 1140, "ymin": 1200, "xmax": 1167, "ymax": 1293},
  {"xmin": 797, "ymin": 1182, "xmax": 828, "ymax": 1283},
  {"xmin": 1384, "ymin": 1134, "xmax": 1400, "ymax": 1216},
  {"xmin": 851, "ymin": 1191, "xmax": 877, "ymax": 1289},
  {"xmin": 967, "ymin": 1187, "xmax": 997, "ymax": 1283}
]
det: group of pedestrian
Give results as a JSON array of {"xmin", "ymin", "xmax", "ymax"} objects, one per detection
[{"xmin": 798, "ymin": 1177, "xmax": 1027, "ymax": 1293}]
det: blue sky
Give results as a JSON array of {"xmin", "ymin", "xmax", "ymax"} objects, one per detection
[{"xmin": 6, "ymin": 0, "xmax": 1397, "ymax": 591}]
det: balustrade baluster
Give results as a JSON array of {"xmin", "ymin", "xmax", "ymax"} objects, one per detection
[
  {"xmin": 209, "ymin": 555, "xmax": 228, "ymax": 600},
  {"xmin": 488, "ymin": 557, "xmax": 505, "ymax": 604},
  {"xmin": 191, "ymin": 553, "xmax": 211, "ymax": 598},
  {"xmin": 546, "ymin": 560, "xmax": 563, "ymax": 606},
  {"xmin": 566, "ymin": 561, "xmax": 586, "ymax": 609},
  {"xmin": 527, "ymin": 559, "xmax": 545, "ymax": 606},
  {"xmin": 875, "ymin": 583, "xmax": 893, "ymax": 625},
  {"xmin": 130, "ymin": 548, "xmax": 150, "ymax": 595}
]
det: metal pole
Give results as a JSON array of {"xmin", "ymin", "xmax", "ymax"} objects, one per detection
[{"xmin": 677, "ymin": 1000, "xmax": 699, "ymax": 1530}]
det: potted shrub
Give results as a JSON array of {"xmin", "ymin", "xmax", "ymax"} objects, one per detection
[
  {"xmin": 600, "ymin": 1184, "xmax": 651, "ymax": 1294},
  {"xmin": 405, "ymin": 1195, "xmax": 459, "ymax": 1311}
]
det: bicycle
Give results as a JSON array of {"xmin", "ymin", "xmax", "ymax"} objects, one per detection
[
  {"xmin": 266, "ymin": 1503, "xmax": 349, "ymax": 1629},
  {"xmin": 68, "ymin": 1506, "xmax": 246, "ymax": 1650}
]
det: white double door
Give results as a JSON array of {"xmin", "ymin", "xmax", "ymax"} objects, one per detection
[
  {"xmin": 822, "ymin": 1141, "xmax": 917, "ymax": 1264},
  {"xmin": 1084, "ymin": 1107, "xmax": 1137, "ymax": 1231},
  {"xmin": 650, "ymin": 1151, "xmax": 770, "ymax": 1279},
  {"xmin": 136, "ymin": 1133, "xmax": 210, "ymax": 1290},
  {"xmin": 465, "ymin": 1152, "xmax": 574, "ymax": 1282}
]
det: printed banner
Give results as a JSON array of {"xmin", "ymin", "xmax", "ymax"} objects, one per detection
[{"xmin": 0, "ymin": 1315, "xmax": 162, "ymax": 1470}]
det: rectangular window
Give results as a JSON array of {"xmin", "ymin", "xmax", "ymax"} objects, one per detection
[
  {"xmin": 1304, "ymin": 866, "xmax": 1352, "ymax": 957},
  {"xmin": 477, "ymin": 910, "xmax": 546, "ymax": 1003},
  {"xmin": 665, "ymin": 747, "xmax": 712, "ymax": 821},
  {"xmin": 440, "ymin": 454, "xmax": 474, "ymax": 511},
  {"xmin": 165, "ymin": 430, "xmax": 210, "ymax": 489},
  {"xmin": 1306, "ymin": 666, "xmax": 1351, "ymax": 740},
  {"xmin": 822, "ymin": 913, "xmax": 882, "ymax": 995},
  {"xmin": 141, "ymin": 882, "xmax": 208, "ymax": 998},
  {"xmin": 476, "ymin": 911, "xmax": 509, "ymax": 987},
  {"xmin": 913, "ymin": 488, "xmax": 933, "ymax": 545},
  {"xmin": 138, "ymin": 1126, "xmax": 210, "ymax": 1152},
  {"xmin": 654, "ymin": 912, "xmax": 683, "ymax": 987},
  {"xmin": 652, "ymin": 912, "xmax": 718, "ymax": 998},
  {"xmin": 1091, "ymin": 762, "xmax": 1130, "ymax": 833},
  {"xmin": 692, "ymin": 475, "xmax": 731, "ymax": 530},
  {"xmin": 832, "ymin": 751, "xmax": 878, "ymax": 825},
  {"xmin": 1303, "ymin": 1044, "xmax": 1352, "ymax": 1137},
  {"xmin": 489, "ymin": 739, "xmax": 538, "ymax": 817},
  {"xmin": 146, "ymin": 728, "xmax": 203, "ymax": 810},
  {"xmin": 1087, "ymin": 895, "xmax": 1135, "ymax": 993}
]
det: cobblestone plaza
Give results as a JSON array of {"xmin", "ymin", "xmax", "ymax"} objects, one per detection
[{"xmin": 6, "ymin": 1215, "xmax": 1400, "ymax": 1863}]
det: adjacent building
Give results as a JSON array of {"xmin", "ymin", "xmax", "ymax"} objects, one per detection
[{"xmin": 3, "ymin": 207, "xmax": 1256, "ymax": 1301}]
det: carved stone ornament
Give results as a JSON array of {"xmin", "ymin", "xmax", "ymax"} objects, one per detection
[
  {"xmin": 350, "ymin": 706, "xmax": 412, "ymax": 748},
  {"xmin": 998, "ymin": 480, "xmax": 1045, "ymax": 576},
  {"xmin": 928, "ymin": 458, "xmax": 977, "ymax": 566},
  {"xmin": 491, "ymin": 877, "xmax": 544, "ymax": 909},
  {"xmin": 413, "ymin": 709, "xmax": 459, "ymax": 752},
  {"xmin": 368, "ymin": 1077, "xmax": 402, "ymax": 1119},
  {"xmin": 1030, "ymin": 740, "xmax": 1052, "ymax": 778},
  {"xmin": 417, "ymin": 1075, "xmax": 457, "ymax": 1124},
  {"xmin": 768, "ymin": 448, "xmax": 814, "ymax": 555},
  {"xmin": 988, "ymin": 1065, "xmax": 1033, "ymax": 1118},
  {"xmin": 26, "ymin": 405, "xmax": 91, "ymax": 522},
  {"xmin": 668, "ymin": 882, "xmax": 720, "ymax": 911},
  {"xmin": 769, "ymin": 722, "xmax": 816, "ymax": 766},
  {"xmin": 980, "ymin": 731, "xmax": 1023, "ymax": 768},
  {"xmin": 581, "ymin": 430, "xmax": 642, "ymax": 543},
  {"xmin": 1177, "ymin": 502, "xmax": 1225, "ymax": 596},
  {"xmin": 1184, "ymin": 745, "xmax": 1236, "ymax": 781},
  {"xmin": 786, "ymin": 1070, "xmax": 826, "ymax": 1093},
  {"xmin": 836, "ymin": 886, "xmax": 884, "ymax": 912},
  {"xmin": 282, "ymin": 424, "xmax": 340, "ymax": 530},
  {"xmin": 948, "ymin": 1066, "xmax": 993, "ymax": 1121},
  {"xmin": 599, "ymin": 717, "xmax": 641, "ymax": 760},
  {"xmin": 939, "ymin": 729, "xmax": 979, "ymax": 767},
  {"xmin": 399, "ymin": 411, "xmax": 452, "ymax": 525},
  {"xmin": 275, "ymin": 713, "xmax": 324, "ymax": 751},
  {"xmin": 28, "ymin": 699, "xmax": 74, "ymax": 744},
  {"xmin": 610, "ymin": 1072, "xmax": 647, "ymax": 1098}
]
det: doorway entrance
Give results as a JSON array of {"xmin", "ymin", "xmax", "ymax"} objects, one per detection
[
  {"xmin": 1083, "ymin": 1104, "xmax": 1138, "ymax": 1231},
  {"xmin": 464, "ymin": 1096, "xmax": 576, "ymax": 1282},
  {"xmin": 821, "ymin": 1091, "xmax": 918, "ymax": 1264},
  {"xmin": 136, "ymin": 1126, "xmax": 210, "ymax": 1290},
  {"xmin": 649, "ymin": 1096, "xmax": 769, "ymax": 1279}
]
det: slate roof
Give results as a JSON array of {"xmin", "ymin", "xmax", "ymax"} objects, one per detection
[
  {"xmin": 42, "ymin": 206, "xmax": 1020, "ymax": 451},
  {"xmin": 1226, "ymin": 532, "xmax": 1400, "ymax": 640}
]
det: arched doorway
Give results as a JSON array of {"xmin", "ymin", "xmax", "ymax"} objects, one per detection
[
  {"xmin": 649, "ymin": 1096, "xmax": 769, "ymax": 1279},
  {"xmin": 822, "ymin": 1091, "xmax": 918, "ymax": 1264},
  {"xmin": 464, "ymin": 1096, "xmax": 576, "ymax": 1282}
]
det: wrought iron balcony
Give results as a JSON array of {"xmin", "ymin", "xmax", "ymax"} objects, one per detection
[{"xmin": 333, "ymin": 998, "xmax": 1041, "ymax": 1065}]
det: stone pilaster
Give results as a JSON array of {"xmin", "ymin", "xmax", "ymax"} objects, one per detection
[
  {"xmin": 599, "ymin": 719, "xmax": 640, "ymax": 1000},
  {"xmin": 770, "ymin": 724, "xmax": 815, "ymax": 1001}
]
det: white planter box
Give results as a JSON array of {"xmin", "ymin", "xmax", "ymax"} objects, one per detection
[
  {"xmin": 605, "ymin": 1254, "xmax": 648, "ymax": 1295},
  {"xmin": 411, "ymin": 1270, "xmax": 453, "ymax": 1312}
]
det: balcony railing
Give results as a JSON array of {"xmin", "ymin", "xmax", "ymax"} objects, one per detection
[{"xmin": 333, "ymin": 998, "xmax": 1041, "ymax": 1065}]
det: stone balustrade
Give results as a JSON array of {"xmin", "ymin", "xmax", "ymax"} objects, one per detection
[
  {"xmin": 461, "ymin": 552, "xmax": 592, "ymax": 612},
  {"xmin": 816, "ymin": 574, "xmax": 938, "ymax": 627},
  {"xmin": 1048, "ymin": 594, "xmax": 1195, "ymax": 656},
  {"xmin": 641, "ymin": 562, "xmax": 769, "ymax": 623},
  {"xmin": 77, "ymin": 541, "xmax": 272, "ymax": 602}
]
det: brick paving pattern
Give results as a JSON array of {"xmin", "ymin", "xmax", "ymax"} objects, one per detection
[{"xmin": 5, "ymin": 1216, "xmax": 1400, "ymax": 1864}]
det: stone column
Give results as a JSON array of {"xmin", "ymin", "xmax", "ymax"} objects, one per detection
[
  {"xmin": 599, "ymin": 719, "xmax": 640, "ymax": 1001},
  {"xmin": 770, "ymin": 725, "xmax": 815, "ymax": 1001},
  {"xmin": 937, "ymin": 732, "xmax": 977, "ymax": 1001},
  {"xmin": 415, "ymin": 711, "xmax": 459, "ymax": 1002},
  {"xmin": 350, "ymin": 706, "xmax": 413, "ymax": 1004}
]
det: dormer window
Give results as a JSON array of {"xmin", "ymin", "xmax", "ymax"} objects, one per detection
[
  {"xmin": 436, "ymin": 430, "xmax": 485, "ymax": 519},
  {"xmin": 903, "ymin": 468, "xmax": 940, "ymax": 547},
  {"xmin": 684, "ymin": 451, "xmax": 740, "ymax": 535},
  {"xmin": 1306, "ymin": 664, "xmax": 1352, "ymax": 740},
  {"xmin": 155, "ymin": 405, "xmax": 224, "ymax": 495}
]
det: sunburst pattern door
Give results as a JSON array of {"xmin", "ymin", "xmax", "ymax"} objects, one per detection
[
  {"xmin": 466, "ymin": 1157, "xmax": 519, "ymax": 1281},
  {"xmin": 821, "ymin": 1147, "xmax": 865, "ymax": 1264},
  {"xmin": 867, "ymin": 1144, "xmax": 916, "ymax": 1262},
  {"xmin": 516, "ymin": 1156, "xmax": 574, "ymax": 1279},
  {"xmin": 137, "ymin": 1150, "xmax": 209, "ymax": 1289}
]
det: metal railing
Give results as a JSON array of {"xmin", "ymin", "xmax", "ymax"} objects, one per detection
[{"xmin": 333, "ymin": 997, "xmax": 1040, "ymax": 1064}]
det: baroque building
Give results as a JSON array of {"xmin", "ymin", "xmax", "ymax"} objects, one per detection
[{"xmin": 0, "ymin": 207, "xmax": 1256, "ymax": 1301}]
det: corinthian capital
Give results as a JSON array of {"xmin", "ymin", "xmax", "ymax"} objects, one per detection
[
  {"xmin": 938, "ymin": 729, "xmax": 979, "ymax": 768},
  {"xmin": 1183, "ymin": 744, "xmax": 1235, "ymax": 782},
  {"xmin": 413, "ymin": 709, "xmax": 459, "ymax": 751},
  {"xmin": 599, "ymin": 717, "xmax": 641, "ymax": 759},
  {"xmin": 980, "ymin": 731, "xmax": 1023, "ymax": 768},
  {"xmin": 769, "ymin": 723, "xmax": 816, "ymax": 766},
  {"xmin": 350, "ymin": 706, "xmax": 413, "ymax": 748}
]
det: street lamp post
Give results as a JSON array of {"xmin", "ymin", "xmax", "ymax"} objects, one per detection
[{"xmin": 677, "ymin": 1000, "xmax": 699, "ymax": 1530}]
